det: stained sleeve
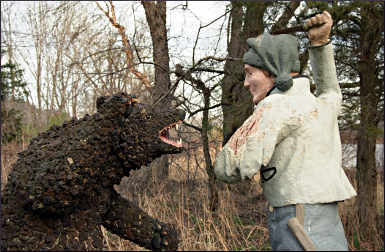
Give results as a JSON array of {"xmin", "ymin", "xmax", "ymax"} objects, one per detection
[{"xmin": 214, "ymin": 97, "xmax": 301, "ymax": 183}]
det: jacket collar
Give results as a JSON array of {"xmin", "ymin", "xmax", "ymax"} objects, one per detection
[{"xmin": 269, "ymin": 76, "xmax": 311, "ymax": 96}]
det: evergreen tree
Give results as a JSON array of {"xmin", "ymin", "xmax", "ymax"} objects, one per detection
[{"xmin": 1, "ymin": 49, "xmax": 29, "ymax": 144}]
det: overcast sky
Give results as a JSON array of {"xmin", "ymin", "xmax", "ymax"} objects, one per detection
[
  {"xmin": 1, "ymin": 1, "xmax": 229, "ymax": 108},
  {"xmin": 2, "ymin": 1, "xmax": 229, "ymax": 61}
]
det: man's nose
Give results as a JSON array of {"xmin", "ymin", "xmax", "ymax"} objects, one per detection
[{"xmin": 243, "ymin": 79, "xmax": 249, "ymax": 88}]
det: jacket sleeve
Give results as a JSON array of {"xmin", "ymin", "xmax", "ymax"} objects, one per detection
[
  {"xmin": 214, "ymin": 97, "xmax": 301, "ymax": 184},
  {"xmin": 309, "ymin": 43, "xmax": 342, "ymax": 113}
]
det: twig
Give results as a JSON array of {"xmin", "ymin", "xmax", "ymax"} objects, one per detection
[
  {"xmin": 95, "ymin": 1, "xmax": 152, "ymax": 89},
  {"xmin": 188, "ymin": 103, "xmax": 224, "ymax": 118},
  {"xmin": 182, "ymin": 121, "xmax": 202, "ymax": 132},
  {"xmin": 192, "ymin": 7, "xmax": 232, "ymax": 64}
]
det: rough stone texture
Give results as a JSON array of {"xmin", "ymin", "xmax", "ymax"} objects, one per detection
[{"xmin": 1, "ymin": 93, "xmax": 185, "ymax": 251}]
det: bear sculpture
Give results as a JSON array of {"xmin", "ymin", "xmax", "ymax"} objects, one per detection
[{"xmin": 1, "ymin": 93, "xmax": 185, "ymax": 251}]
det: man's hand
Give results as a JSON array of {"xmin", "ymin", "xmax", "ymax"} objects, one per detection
[{"xmin": 306, "ymin": 11, "xmax": 333, "ymax": 46}]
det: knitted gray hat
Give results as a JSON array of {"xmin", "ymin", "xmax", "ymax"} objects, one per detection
[{"xmin": 243, "ymin": 33, "xmax": 300, "ymax": 92}]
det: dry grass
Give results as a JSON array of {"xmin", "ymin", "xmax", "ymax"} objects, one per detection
[
  {"xmin": 1, "ymin": 141, "xmax": 384, "ymax": 251},
  {"xmin": 340, "ymin": 169, "xmax": 384, "ymax": 251},
  {"xmin": 112, "ymin": 162, "xmax": 270, "ymax": 251},
  {"xmin": 1, "ymin": 142, "xmax": 27, "ymax": 190}
]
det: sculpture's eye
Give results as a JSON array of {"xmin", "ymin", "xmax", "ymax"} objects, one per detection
[
  {"xmin": 123, "ymin": 96, "xmax": 140, "ymax": 118},
  {"xmin": 126, "ymin": 95, "xmax": 138, "ymax": 106},
  {"xmin": 131, "ymin": 97, "xmax": 138, "ymax": 106}
]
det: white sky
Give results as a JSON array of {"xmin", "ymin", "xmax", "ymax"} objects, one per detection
[
  {"xmin": 1, "ymin": 1, "xmax": 229, "ymax": 112},
  {"xmin": 2, "ymin": 1, "xmax": 229, "ymax": 65}
]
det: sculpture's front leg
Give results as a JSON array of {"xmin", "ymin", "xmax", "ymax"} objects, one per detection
[{"xmin": 101, "ymin": 190, "xmax": 179, "ymax": 251}]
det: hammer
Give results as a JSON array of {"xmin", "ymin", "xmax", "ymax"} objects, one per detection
[
  {"xmin": 288, "ymin": 204, "xmax": 316, "ymax": 251},
  {"xmin": 271, "ymin": 12, "xmax": 326, "ymax": 35}
]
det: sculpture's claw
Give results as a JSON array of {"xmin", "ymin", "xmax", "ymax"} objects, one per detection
[{"xmin": 151, "ymin": 222, "xmax": 179, "ymax": 251}]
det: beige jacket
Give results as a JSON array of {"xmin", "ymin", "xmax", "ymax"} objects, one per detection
[{"xmin": 214, "ymin": 43, "xmax": 357, "ymax": 207}]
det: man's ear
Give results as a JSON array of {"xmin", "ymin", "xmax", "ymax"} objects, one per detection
[
  {"xmin": 262, "ymin": 70, "xmax": 276, "ymax": 84},
  {"xmin": 262, "ymin": 69, "xmax": 272, "ymax": 77}
]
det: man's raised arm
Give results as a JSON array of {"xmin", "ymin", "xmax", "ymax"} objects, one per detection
[{"xmin": 307, "ymin": 11, "xmax": 342, "ymax": 109}]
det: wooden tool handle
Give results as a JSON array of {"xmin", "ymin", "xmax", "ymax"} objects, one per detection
[{"xmin": 288, "ymin": 217, "xmax": 316, "ymax": 251}]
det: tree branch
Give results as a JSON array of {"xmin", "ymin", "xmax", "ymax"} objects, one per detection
[
  {"xmin": 188, "ymin": 103, "xmax": 224, "ymax": 118},
  {"xmin": 95, "ymin": 1, "xmax": 152, "ymax": 89},
  {"xmin": 271, "ymin": 2, "xmax": 301, "ymax": 33},
  {"xmin": 182, "ymin": 121, "xmax": 202, "ymax": 132}
]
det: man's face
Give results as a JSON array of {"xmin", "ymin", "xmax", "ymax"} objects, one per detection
[{"xmin": 243, "ymin": 64, "xmax": 275, "ymax": 105}]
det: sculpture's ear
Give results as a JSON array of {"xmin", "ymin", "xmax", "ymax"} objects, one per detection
[{"xmin": 96, "ymin": 96, "xmax": 107, "ymax": 113}]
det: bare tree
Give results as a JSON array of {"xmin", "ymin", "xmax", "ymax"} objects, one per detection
[
  {"xmin": 171, "ymin": 3, "xmax": 231, "ymax": 211},
  {"xmin": 64, "ymin": 2, "xmax": 152, "ymax": 117},
  {"xmin": 19, "ymin": 2, "xmax": 82, "ymax": 120},
  {"xmin": 96, "ymin": 1, "xmax": 152, "ymax": 91},
  {"xmin": 23, "ymin": 2, "xmax": 50, "ymax": 114},
  {"xmin": 174, "ymin": 60, "xmax": 225, "ymax": 211},
  {"xmin": 140, "ymin": 0, "xmax": 174, "ymax": 182}
]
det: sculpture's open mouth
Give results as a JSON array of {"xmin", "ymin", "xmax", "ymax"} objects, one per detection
[{"xmin": 159, "ymin": 120, "xmax": 183, "ymax": 148}]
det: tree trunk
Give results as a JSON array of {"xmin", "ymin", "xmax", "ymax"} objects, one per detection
[
  {"xmin": 142, "ymin": 1, "xmax": 172, "ymax": 182},
  {"xmin": 222, "ymin": 2, "xmax": 257, "ymax": 145},
  {"xmin": 142, "ymin": 0, "xmax": 171, "ymax": 103},
  {"xmin": 355, "ymin": 4, "xmax": 381, "ymax": 245},
  {"xmin": 201, "ymin": 88, "xmax": 219, "ymax": 211},
  {"xmin": 35, "ymin": 2, "xmax": 44, "ymax": 114}
]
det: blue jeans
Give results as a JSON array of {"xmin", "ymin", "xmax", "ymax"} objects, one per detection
[{"xmin": 267, "ymin": 202, "xmax": 349, "ymax": 251}]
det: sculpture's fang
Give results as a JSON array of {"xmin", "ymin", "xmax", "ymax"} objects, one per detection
[{"xmin": 159, "ymin": 120, "xmax": 182, "ymax": 148}]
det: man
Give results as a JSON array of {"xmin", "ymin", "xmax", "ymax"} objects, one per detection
[{"xmin": 214, "ymin": 11, "xmax": 356, "ymax": 250}]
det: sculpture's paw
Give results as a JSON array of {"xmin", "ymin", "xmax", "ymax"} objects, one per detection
[{"xmin": 151, "ymin": 222, "xmax": 179, "ymax": 251}]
